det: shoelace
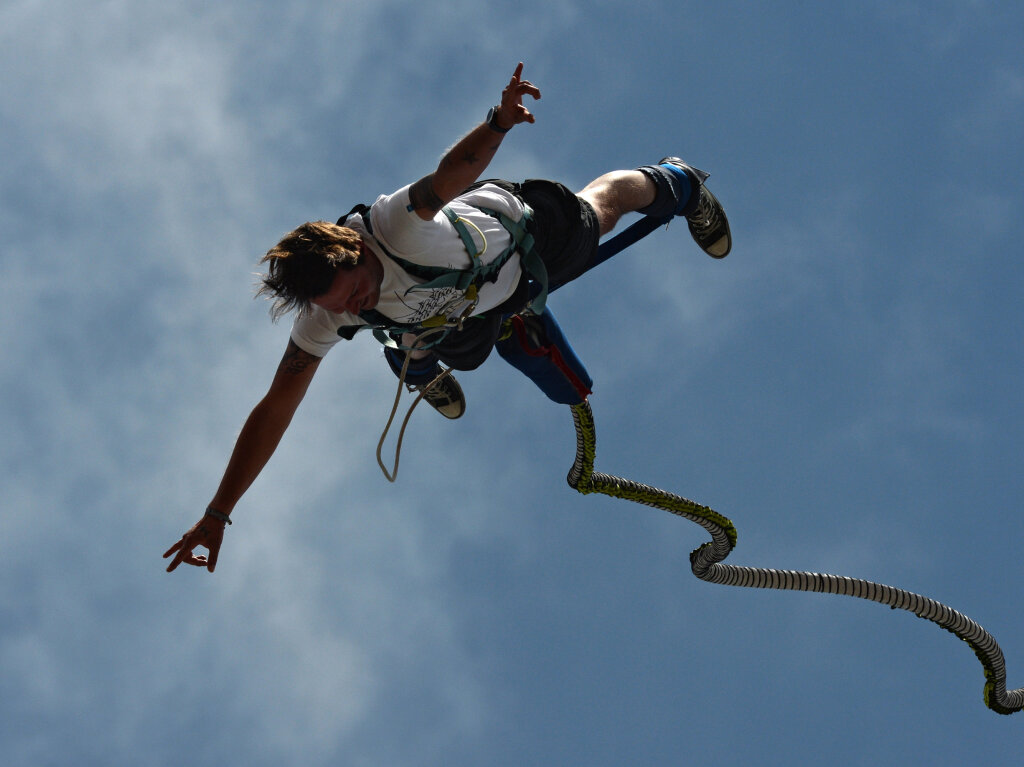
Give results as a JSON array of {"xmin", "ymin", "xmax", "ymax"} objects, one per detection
[
  {"xmin": 688, "ymin": 190, "xmax": 719, "ymax": 236},
  {"xmin": 408, "ymin": 378, "xmax": 455, "ymax": 408}
]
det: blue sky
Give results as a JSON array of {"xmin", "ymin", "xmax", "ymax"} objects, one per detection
[{"xmin": 2, "ymin": 0, "xmax": 1023, "ymax": 764}]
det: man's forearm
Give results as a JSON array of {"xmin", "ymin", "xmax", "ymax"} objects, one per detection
[
  {"xmin": 208, "ymin": 394, "xmax": 301, "ymax": 515},
  {"xmin": 411, "ymin": 122, "xmax": 507, "ymax": 214}
]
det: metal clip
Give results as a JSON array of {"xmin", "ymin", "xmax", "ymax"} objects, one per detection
[{"xmin": 455, "ymin": 299, "xmax": 479, "ymax": 331}]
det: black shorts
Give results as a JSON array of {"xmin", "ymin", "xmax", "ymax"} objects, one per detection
[
  {"xmin": 518, "ymin": 178, "xmax": 601, "ymax": 288},
  {"xmin": 429, "ymin": 178, "xmax": 600, "ymax": 371}
]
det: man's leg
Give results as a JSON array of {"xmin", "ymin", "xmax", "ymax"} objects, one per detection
[
  {"xmin": 578, "ymin": 159, "xmax": 731, "ymax": 258},
  {"xmin": 577, "ymin": 170, "xmax": 658, "ymax": 236}
]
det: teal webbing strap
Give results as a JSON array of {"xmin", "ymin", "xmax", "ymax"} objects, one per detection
[
  {"xmin": 442, "ymin": 206, "xmax": 483, "ymax": 259},
  {"xmin": 476, "ymin": 203, "xmax": 547, "ymax": 314}
]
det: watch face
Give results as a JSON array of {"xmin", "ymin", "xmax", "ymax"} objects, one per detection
[{"xmin": 487, "ymin": 107, "xmax": 508, "ymax": 132}]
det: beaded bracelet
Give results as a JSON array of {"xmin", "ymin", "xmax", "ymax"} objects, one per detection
[{"xmin": 205, "ymin": 507, "xmax": 232, "ymax": 525}]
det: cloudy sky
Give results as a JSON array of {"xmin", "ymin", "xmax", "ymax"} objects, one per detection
[{"xmin": 3, "ymin": 0, "xmax": 1023, "ymax": 764}]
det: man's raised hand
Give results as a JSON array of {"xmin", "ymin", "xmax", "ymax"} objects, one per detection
[
  {"xmin": 493, "ymin": 62, "xmax": 542, "ymax": 130},
  {"xmin": 164, "ymin": 514, "xmax": 227, "ymax": 573}
]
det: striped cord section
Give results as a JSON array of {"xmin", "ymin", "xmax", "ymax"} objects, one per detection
[{"xmin": 567, "ymin": 400, "xmax": 1022, "ymax": 716}]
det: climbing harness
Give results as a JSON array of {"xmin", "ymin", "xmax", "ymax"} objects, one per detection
[
  {"xmin": 567, "ymin": 398, "xmax": 1023, "ymax": 716},
  {"xmin": 337, "ymin": 199, "xmax": 548, "ymax": 351}
]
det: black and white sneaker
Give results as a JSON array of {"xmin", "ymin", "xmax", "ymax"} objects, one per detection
[
  {"xmin": 409, "ymin": 371, "xmax": 466, "ymax": 419},
  {"xmin": 660, "ymin": 157, "xmax": 732, "ymax": 259}
]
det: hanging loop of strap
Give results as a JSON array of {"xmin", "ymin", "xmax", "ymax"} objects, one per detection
[{"xmin": 375, "ymin": 326, "xmax": 452, "ymax": 483}]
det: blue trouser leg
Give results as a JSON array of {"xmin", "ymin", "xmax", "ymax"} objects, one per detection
[
  {"xmin": 495, "ymin": 308, "xmax": 592, "ymax": 405},
  {"xmin": 383, "ymin": 346, "xmax": 440, "ymax": 387}
]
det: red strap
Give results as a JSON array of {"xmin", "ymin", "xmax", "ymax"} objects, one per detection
[{"xmin": 510, "ymin": 315, "xmax": 592, "ymax": 401}]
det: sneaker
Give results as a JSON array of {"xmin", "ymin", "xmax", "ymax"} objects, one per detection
[
  {"xmin": 409, "ymin": 370, "xmax": 466, "ymax": 419},
  {"xmin": 659, "ymin": 157, "xmax": 732, "ymax": 259}
]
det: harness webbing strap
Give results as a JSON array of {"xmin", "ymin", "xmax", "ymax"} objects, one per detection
[
  {"xmin": 480, "ymin": 204, "xmax": 548, "ymax": 315},
  {"xmin": 443, "ymin": 207, "xmax": 484, "ymax": 258}
]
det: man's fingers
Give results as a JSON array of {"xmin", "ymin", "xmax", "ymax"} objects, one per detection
[
  {"xmin": 508, "ymin": 63, "xmax": 540, "ymax": 99},
  {"xmin": 524, "ymin": 84, "xmax": 541, "ymax": 100},
  {"xmin": 164, "ymin": 533, "xmax": 208, "ymax": 571},
  {"xmin": 165, "ymin": 548, "xmax": 186, "ymax": 572},
  {"xmin": 205, "ymin": 533, "xmax": 221, "ymax": 573},
  {"xmin": 503, "ymin": 82, "xmax": 540, "ymax": 112},
  {"xmin": 178, "ymin": 551, "xmax": 207, "ymax": 568},
  {"xmin": 165, "ymin": 517, "xmax": 224, "ymax": 573},
  {"xmin": 162, "ymin": 539, "xmax": 183, "ymax": 558},
  {"xmin": 165, "ymin": 539, "xmax": 199, "ymax": 571}
]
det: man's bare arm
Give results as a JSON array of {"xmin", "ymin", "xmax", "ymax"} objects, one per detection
[
  {"xmin": 408, "ymin": 62, "xmax": 541, "ymax": 220},
  {"xmin": 165, "ymin": 340, "xmax": 322, "ymax": 572},
  {"xmin": 207, "ymin": 340, "xmax": 322, "ymax": 515}
]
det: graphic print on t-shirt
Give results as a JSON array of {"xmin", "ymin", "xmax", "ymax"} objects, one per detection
[{"xmin": 389, "ymin": 285, "xmax": 468, "ymax": 324}]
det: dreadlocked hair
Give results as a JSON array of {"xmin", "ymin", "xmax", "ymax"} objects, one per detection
[{"xmin": 258, "ymin": 221, "xmax": 362, "ymax": 321}]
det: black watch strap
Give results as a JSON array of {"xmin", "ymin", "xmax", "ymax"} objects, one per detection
[{"xmin": 486, "ymin": 106, "xmax": 511, "ymax": 133}]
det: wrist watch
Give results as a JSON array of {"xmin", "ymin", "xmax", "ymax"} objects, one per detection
[{"xmin": 486, "ymin": 106, "xmax": 511, "ymax": 133}]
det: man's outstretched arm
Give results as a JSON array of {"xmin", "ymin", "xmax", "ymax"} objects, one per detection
[
  {"xmin": 408, "ymin": 62, "xmax": 541, "ymax": 220},
  {"xmin": 164, "ymin": 340, "xmax": 322, "ymax": 572}
]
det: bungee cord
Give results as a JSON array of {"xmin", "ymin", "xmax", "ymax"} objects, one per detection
[{"xmin": 567, "ymin": 399, "xmax": 1023, "ymax": 716}]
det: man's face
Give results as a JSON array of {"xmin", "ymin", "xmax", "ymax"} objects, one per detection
[{"xmin": 310, "ymin": 241, "xmax": 384, "ymax": 315}]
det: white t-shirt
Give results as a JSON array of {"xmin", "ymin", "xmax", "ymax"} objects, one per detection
[{"xmin": 291, "ymin": 183, "xmax": 526, "ymax": 357}]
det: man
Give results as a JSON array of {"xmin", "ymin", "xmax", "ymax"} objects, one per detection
[{"xmin": 164, "ymin": 62, "xmax": 731, "ymax": 573}]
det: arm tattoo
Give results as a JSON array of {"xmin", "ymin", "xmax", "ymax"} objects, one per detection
[
  {"xmin": 279, "ymin": 341, "xmax": 319, "ymax": 376},
  {"xmin": 409, "ymin": 175, "xmax": 444, "ymax": 213}
]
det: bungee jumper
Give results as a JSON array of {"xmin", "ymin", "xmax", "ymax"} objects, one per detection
[
  {"xmin": 164, "ymin": 62, "xmax": 731, "ymax": 572},
  {"xmin": 163, "ymin": 62, "xmax": 1021, "ymax": 718}
]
